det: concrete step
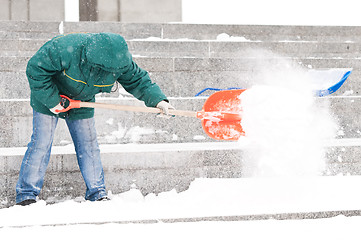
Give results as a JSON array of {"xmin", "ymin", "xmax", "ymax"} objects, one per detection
[
  {"xmin": 0, "ymin": 56, "xmax": 358, "ymax": 100},
  {"xmin": 0, "ymin": 141, "xmax": 360, "ymax": 208},
  {"xmin": 5, "ymin": 55, "xmax": 359, "ymax": 73},
  {"xmin": 2, "ymin": 21, "xmax": 361, "ymax": 42},
  {"xmin": 0, "ymin": 21, "xmax": 59, "ymax": 33},
  {"xmin": 0, "ymin": 39, "xmax": 47, "ymax": 52},
  {"xmin": 128, "ymin": 40, "xmax": 361, "ymax": 59},
  {"xmin": 0, "ymin": 31, "xmax": 56, "ymax": 40},
  {"xmin": 1, "ymin": 97, "xmax": 361, "ymax": 148},
  {"xmin": 1, "ymin": 39, "xmax": 360, "ymax": 59},
  {"xmin": 0, "ymin": 142, "xmax": 242, "ymax": 208}
]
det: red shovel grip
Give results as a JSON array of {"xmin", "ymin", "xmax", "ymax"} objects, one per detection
[{"xmin": 55, "ymin": 95, "xmax": 81, "ymax": 113}]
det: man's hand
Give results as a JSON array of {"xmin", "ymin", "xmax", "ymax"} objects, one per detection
[
  {"xmin": 156, "ymin": 101, "xmax": 175, "ymax": 118},
  {"xmin": 49, "ymin": 103, "xmax": 65, "ymax": 114}
]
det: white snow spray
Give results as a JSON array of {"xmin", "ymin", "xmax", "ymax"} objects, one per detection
[{"xmin": 238, "ymin": 50, "xmax": 338, "ymax": 177}]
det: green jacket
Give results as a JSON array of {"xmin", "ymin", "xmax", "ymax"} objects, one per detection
[{"xmin": 26, "ymin": 32, "xmax": 168, "ymax": 120}]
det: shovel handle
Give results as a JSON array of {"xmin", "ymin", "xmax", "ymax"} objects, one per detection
[
  {"xmin": 81, "ymin": 101, "xmax": 197, "ymax": 117},
  {"xmin": 56, "ymin": 95, "xmax": 241, "ymax": 121},
  {"xmin": 56, "ymin": 95, "xmax": 197, "ymax": 117},
  {"xmin": 56, "ymin": 95, "xmax": 81, "ymax": 113}
]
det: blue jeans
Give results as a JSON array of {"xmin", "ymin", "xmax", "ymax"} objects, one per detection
[{"xmin": 16, "ymin": 110, "xmax": 107, "ymax": 203}]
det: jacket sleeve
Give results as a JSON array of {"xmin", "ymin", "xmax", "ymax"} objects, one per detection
[
  {"xmin": 26, "ymin": 41, "xmax": 63, "ymax": 109},
  {"xmin": 117, "ymin": 60, "xmax": 168, "ymax": 107}
]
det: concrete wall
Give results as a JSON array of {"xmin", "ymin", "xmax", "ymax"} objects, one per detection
[
  {"xmin": 120, "ymin": 0, "xmax": 181, "ymax": 23},
  {"xmin": 0, "ymin": 0, "xmax": 182, "ymax": 22},
  {"xmin": 10, "ymin": 0, "xmax": 29, "ymax": 21},
  {"xmin": 97, "ymin": 0, "xmax": 119, "ymax": 21},
  {"xmin": 79, "ymin": 0, "xmax": 97, "ymax": 21},
  {"xmin": 0, "ymin": 0, "xmax": 10, "ymax": 20},
  {"xmin": 97, "ymin": 0, "xmax": 182, "ymax": 22},
  {"xmin": 0, "ymin": 0, "xmax": 65, "ymax": 21}
]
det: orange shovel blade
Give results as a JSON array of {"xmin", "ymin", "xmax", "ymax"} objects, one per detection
[{"xmin": 199, "ymin": 89, "xmax": 246, "ymax": 140}]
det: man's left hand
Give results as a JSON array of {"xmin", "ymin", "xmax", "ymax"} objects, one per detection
[{"xmin": 156, "ymin": 101, "xmax": 175, "ymax": 118}]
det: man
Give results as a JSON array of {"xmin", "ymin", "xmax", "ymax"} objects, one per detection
[{"xmin": 16, "ymin": 32, "xmax": 174, "ymax": 206}]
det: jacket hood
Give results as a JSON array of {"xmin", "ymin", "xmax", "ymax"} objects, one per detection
[{"xmin": 85, "ymin": 33, "xmax": 132, "ymax": 72}]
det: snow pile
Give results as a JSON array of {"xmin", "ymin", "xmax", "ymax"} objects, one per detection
[
  {"xmin": 1, "ymin": 177, "xmax": 361, "ymax": 228},
  {"xmin": 1, "ymin": 177, "xmax": 361, "ymax": 239},
  {"xmin": 239, "ymin": 51, "xmax": 338, "ymax": 177},
  {"xmin": 216, "ymin": 33, "xmax": 252, "ymax": 42}
]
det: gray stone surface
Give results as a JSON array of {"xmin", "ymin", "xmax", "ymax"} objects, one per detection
[
  {"xmin": 97, "ymin": 0, "xmax": 120, "ymax": 22},
  {"xmin": 162, "ymin": 24, "xmax": 361, "ymax": 42},
  {"xmin": 5, "ymin": 56, "xmax": 359, "ymax": 99},
  {"xmin": 0, "ymin": 0, "xmax": 10, "ymax": 21},
  {"xmin": 10, "ymin": 0, "xmax": 29, "ymax": 21},
  {"xmin": 0, "ymin": 21, "xmax": 60, "ymax": 33},
  {"xmin": 119, "ymin": 0, "xmax": 182, "ymax": 23},
  {"xmin": 63, "ymin": 22, "xmax": 163, "ymax": 39},
  {"xmin": 1, "ymin": 38, "xmax": 359, "ymax": 59},
  {"xmin": 1, "ymin": 21, "xmax": 361, "ymax": 41}
]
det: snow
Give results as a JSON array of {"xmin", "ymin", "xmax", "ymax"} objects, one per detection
[
  {"xmin": 1, "ymin": 217, "xmax": 360, "ymax": 240},
  {"xmin": 307, "ymin": 68, "xmax": 353, "ymax": 90},
  {"xmin": 64, "ymin": 0, "xmax": 79, "ymax": 22},
  {"xmin": 134, "ymin": 34, "xmax": 253, "ymax": 42},
  {"xmin": 216, "ymin": 33, "xmax": 252, "ymax": 42},
  {"xmin": 1, "ymin": 177, "xmax": 361, "ymax": 239}
]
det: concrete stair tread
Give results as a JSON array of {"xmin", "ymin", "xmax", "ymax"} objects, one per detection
[
  {"xmin": 0, "ymin": 56, "xmax": 359, "ymax": 71},
  {"xmin": 0, "ymin": 39, "xmax": 360, "ymax": 58},
  {"xmin": 0, "ymin": 141, "xmax": 241, "ymax": 156},
  {"xmin": 2, "ymin": 21, "xmax": 361, "ymax": 42},
  {"xmin": 2, "ymin": 138, "xmax": 361, "ymax": 156}
]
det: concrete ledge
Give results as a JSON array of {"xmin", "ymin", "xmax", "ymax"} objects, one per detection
[
  {"xmin": 0, "ymin": 56, "xmax": 359, "ymax": 99},
  {"xmin": 1, "ymin": 39, "xmax": 360, "ymax": 59},
  {"xmin": 0, "ymin": 31, "xmax": 56, "ymax": 40},
  {"xmin": 0, "ymin": 21, "xmax": 60, "ymax": 33},
  {"xmin": 161, "ymin": 24, "xmax": 361, "ymax": 42},
  {"xmin": 128, "ymin": 40, "xmax": 361, "ymax": 59},
  {"xmin": 2, "ymin": 21, "xmax": 361, "ymax": 42},
  {"xmin": 1, "ymin": 56, "xmax": 359, "ymax": 73}
]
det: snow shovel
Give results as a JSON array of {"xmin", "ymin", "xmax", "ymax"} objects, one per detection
[{"xmin": 57, "ymin": 90, "xmax": 247, "ymax": 141}]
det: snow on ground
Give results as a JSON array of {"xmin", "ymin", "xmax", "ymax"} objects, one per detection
[
  {"xmin": 1, "ymin": 177, "xmax": 361, "ymax": 239},
  {"xmin": 1, "ymin": 216, "xmax": 361, "ymax": 240}
]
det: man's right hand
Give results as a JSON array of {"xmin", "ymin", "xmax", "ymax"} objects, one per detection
[{"xmin": 49, "ymin": 103, "xmax": 65, "ymax": 114}]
